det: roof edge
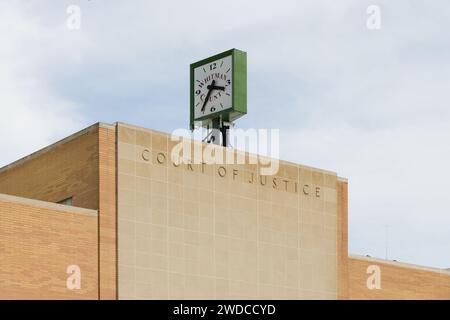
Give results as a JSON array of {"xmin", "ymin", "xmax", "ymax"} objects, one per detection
[
  {"xmin": 349, "ymin": 254, "xmax": 450, "ymax": 276},
  {"xmin": 115, "ymin": 122, "xmax": 342, "ymax": 177},
  {"xmin": 0, "ymin": 122, "xmax": 114, "ymax": 174},
  {"xmin": 0, "ymin": 193, "xmax": 98, "ymax": 216}
]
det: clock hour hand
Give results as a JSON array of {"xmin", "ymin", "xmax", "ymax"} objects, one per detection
[
  {"xmin": 201, "ymin": 80, "xmax": 215, "ymax": 112},
  {"xmin": 207, "ymin": 84, "xmax": 225, "ymax": 91}
]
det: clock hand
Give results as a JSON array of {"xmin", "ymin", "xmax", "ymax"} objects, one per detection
[
  {"xmin": 201, "ymin": 80, "xmax": 215, "ymax": 112},
  {"xmin": 207, "ymin": 84, "xmax": 225, "ymax": 91}
]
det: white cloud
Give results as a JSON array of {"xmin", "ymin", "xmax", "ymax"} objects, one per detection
[
  {"xmin": 0, "ymin": 0, "xmax": 449, "ymax": 268},
  {"xmin": 0, "ymin": 2, "xmax": 84, "ymax": 166},
  {"xmin": 268, "ymin": 1, "xmax": 450, "ymax": 268}
]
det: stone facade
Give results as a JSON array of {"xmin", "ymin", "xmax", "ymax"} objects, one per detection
[{"xmin": 116, "ymin": 123, "xmax": 339, "ymax": 299}]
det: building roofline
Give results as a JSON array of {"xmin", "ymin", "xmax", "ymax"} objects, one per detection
[
  {"xmin": 0, "ymin": 193, "xmax": 98, "ymax": 216},
  {"xmin": 349, "ymin": 254, "xmax": 450, "ymax": 276},
  {"xmin": 0, "ymin": 122, "xmax": 114, "ymax": 175},
  {"xmin": 115, "ymin": 121, "xmax": 342, "ymax": 177},
  {"xmin": 0, "ymin": 120, "xmax": 347, "ymax": 180}
]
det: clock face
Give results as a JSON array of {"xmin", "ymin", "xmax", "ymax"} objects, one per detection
[{"xmin": 193, "ymin": 55, "xmax": 232, "ymax": 120}]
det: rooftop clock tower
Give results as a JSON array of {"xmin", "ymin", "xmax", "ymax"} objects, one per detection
[{"xmin": 190, "ymin": 49, "xmax": 247, "ymax": 146}]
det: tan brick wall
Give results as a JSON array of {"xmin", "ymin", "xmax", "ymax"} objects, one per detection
[
  {"xmin": 0, "ymin": 125, "xmax": 99, "ymax": 210},
  {"xmin": 345, "ymin": 256, "xmax": 450, "ymax": 299},
  {"xmin": 0, "ymin": 123, "xmax": 118, "ymax": 300},
  {"xmin": 337, "ymin": 179, "xmax": 349, "ymax": 300},
  {"xmin": 98, "ymin": 126, "xmax": 117, "ymax": 299},
  {"xmin": 0, "ymin": 195, "xmax": 98, "ymax": 299}
]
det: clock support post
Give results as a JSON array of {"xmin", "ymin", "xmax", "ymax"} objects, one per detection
[
  {"xmin": 220, "ymin": 120, "xmax": 230, "ymax": 148},
  {"xmin": 208, "ymin": 117, "xmax": 230, "ymax": 147}
]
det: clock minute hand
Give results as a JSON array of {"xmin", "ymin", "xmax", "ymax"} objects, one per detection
[{"xmin": 201, "ymin": 80, "xmax": 215, "ymax": 112}]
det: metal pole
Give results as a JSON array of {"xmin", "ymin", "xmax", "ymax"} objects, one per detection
[
  {"xmin": 210, "ymin": 117, "xmax": 221, "ymax": 145},
  {"xmin": 385, "ymin": 225, "xmax": 389, "ymax": 260},
  {"xmin": 221, "ymin": 122, "xmax": 229, "ymax": 147}
]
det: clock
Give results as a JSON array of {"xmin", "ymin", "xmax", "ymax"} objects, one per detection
[{"xmin": 190, "ymin": 49, "xmax": 247, "ymax": 129}]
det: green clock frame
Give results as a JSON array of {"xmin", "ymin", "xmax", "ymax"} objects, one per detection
[{"xmin": 190, "ymin": 48, "xmax": 247, "ymax": 130}]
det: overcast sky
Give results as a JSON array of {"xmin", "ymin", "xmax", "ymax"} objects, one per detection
[{"xmin": 1, "ymin": 0, "xmax": 449, "ymax": 268}]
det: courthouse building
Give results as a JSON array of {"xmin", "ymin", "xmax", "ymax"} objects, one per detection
[{"xmin": 0, "ymin": 122, "xmax": 449, "ymax": 299}]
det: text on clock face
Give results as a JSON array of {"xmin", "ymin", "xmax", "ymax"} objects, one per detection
[{"xmin": 193, "ymin": 55, "xmax": 233, "ymax": 119}]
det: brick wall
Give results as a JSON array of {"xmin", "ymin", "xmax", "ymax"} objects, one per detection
[
  {"xmin": 98, "ymin": 125, "xmax": 117, "ymax": 299},
  {"xmin": 0, "ymin": 125, "xmax": 99, "ymax": 210},
  {"xmin": 0, "ymin": 194, "xmax": 98, "ymax": 299},
  {"xmin": 345, "ymin": 256, "xmax": 450, "ymax": 299},
  {"xmin": 0, "ymin": 123, "xmax": 118, "ymax": 300},
  {"xmin": 337, "ymin": 179, "xmax": 349, "ymax": 300}
]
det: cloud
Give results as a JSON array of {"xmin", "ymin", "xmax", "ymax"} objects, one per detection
[
  {"xmin": 271, "ymin": 0, "xmax": 450, "ymax": 267},
  {"xmin": 0, "ymin": 0, "xmax": 449, "ymax": 267},
  {"xmin": 0, "ymin": 2, "xmax": 85, "ymax": 166}
]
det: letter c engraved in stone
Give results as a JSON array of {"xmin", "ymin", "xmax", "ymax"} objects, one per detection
[
  {"xmin": 303, "ymin": 184, "xmax": 309, "ymax": 195},
  {"xmin": 142, "ymin": 149, "xmax": 151, "ymax": 161}
]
